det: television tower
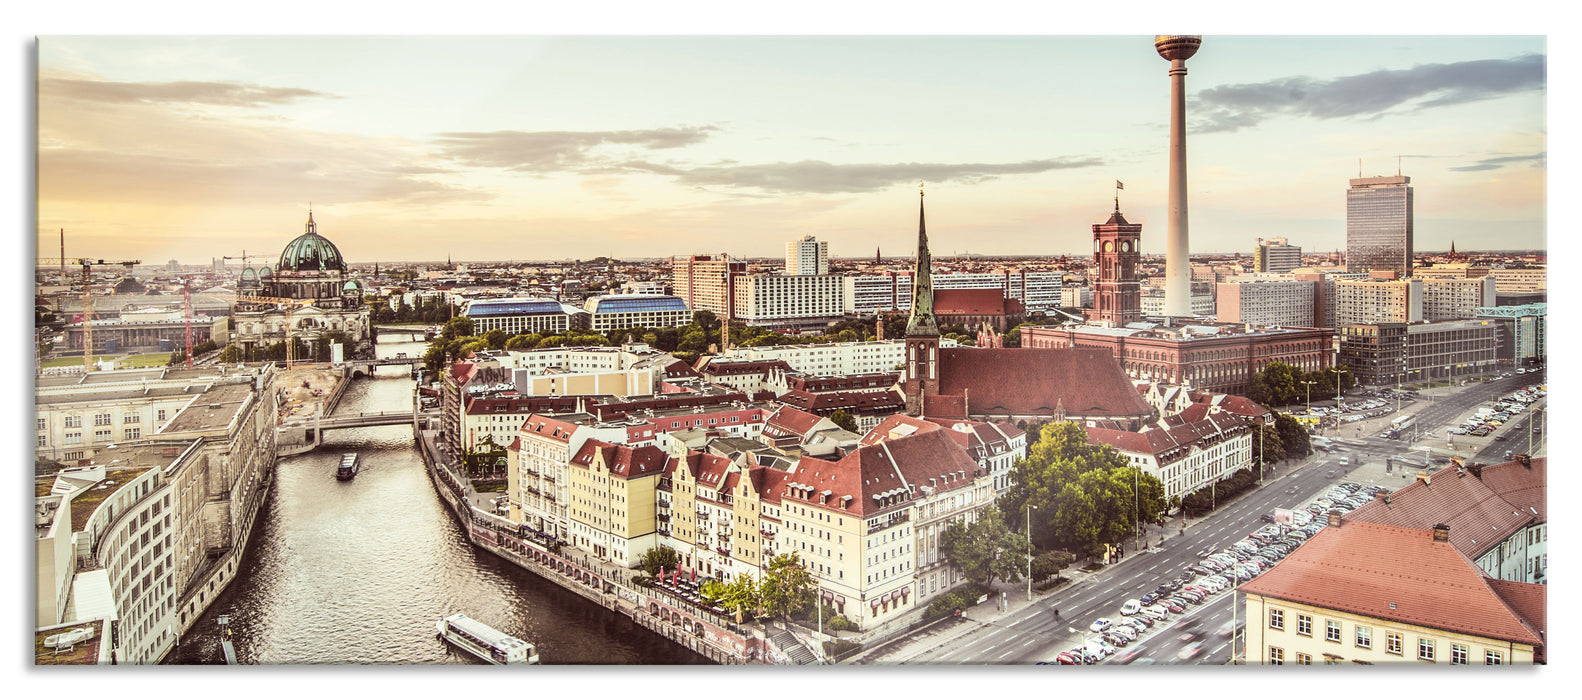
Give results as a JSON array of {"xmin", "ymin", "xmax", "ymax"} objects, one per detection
[{"xmin": 1156, "ymin": 35, "xmax": 1202, "ymax": 318}]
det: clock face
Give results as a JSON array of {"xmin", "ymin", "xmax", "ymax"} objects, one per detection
[
  {"xmin": 1104, "ymin": 240, "xmax": 1114, "ymax": 253},
  {"xmin": 1121, "ymin": 241, "xmax": 1132, "ymax": 252}
]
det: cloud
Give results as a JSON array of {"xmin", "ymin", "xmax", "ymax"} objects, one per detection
[
  {"xmin": 1194, "ymin": 54, "xmax": 1545, "ymax": 133},
  {"xmin": 41, "ymin": 76, "xmax": 332, "ymax": 107},
  {"xmin": 433, "ymin": 126, "xmax": 718, "ymax": 172},
  {"xmin": 1448, "ymin": 151, "xmax": 1546, "ymax": 172},
  {"xmin": 617, "ymin": 157, "xmax": 1103, "ymax": 194}
]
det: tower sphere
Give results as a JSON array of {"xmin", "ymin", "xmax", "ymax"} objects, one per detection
[{"xmin": 1154, "ymin": 35, "xmax": 1202, "ymax": 62}]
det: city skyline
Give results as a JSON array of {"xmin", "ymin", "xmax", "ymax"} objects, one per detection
[{"xmin": 36, "ymin": 35, "xmax": 1545, "ymax": 265}]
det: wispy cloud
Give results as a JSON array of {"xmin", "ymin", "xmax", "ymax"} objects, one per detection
[
  {"xmin": 433, "ymin": 127, "xmax": 719, "ymax": 172},
  {"xmin": 1194, "ymin": 54, "xmax": 1545, "ymax": 133},
  {"xmin": 1449, "ymin": 151, "xmax": 1546, "ymax": 172},
  {"xmin": 41, "ymin": 76, "xmax": 332, "ymax": 107},
  {"xmin": 618, "ymin": 157, "xmax": 1104, "ymax": 194}
]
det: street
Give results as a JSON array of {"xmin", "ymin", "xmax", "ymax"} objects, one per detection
[{"xmin": 862, "ymin": 369, "xmax": 1544, "ymax": 665}]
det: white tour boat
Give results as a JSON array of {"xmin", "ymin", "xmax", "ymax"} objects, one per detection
[{"xmin": 436, "ymin": 613, "xmax": 539, "ymax": 665}]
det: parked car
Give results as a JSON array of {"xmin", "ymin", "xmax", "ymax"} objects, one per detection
[
  {"xmin": 1141, "ymin": 606, "xmax": 1169, "ymax": 620},
  {"xmin": 1121, "ymin": 599, "xmax": 1142, "ymax": 616},
  {"xmin": 1056, "ymin": 652, "xmax": 1081, "ymax": 665},
  {"xmin": 1102, "ymin": 632, "xmax": 1129, "ymax": 648},
  {"xmin": 1090, "ymin": 618, "xmax": 1113, "ymax": 633},
  {"xmin": 1139, "ymin": 593, "xmax": 1159, "ymax": 606},
  {"xmin": 1110, "ymin": 625, "xmax": 1138, "ymax": 640}
]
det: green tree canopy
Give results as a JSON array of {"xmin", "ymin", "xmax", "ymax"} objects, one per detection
[
  {"xmin": 638, "ymin": 545, "xmax": 680, "ymax": 575},
  {"xmin": 759, "ymin": 553, "xmax": 817, "ymax": 620},
  {"xmin": 828, "ymin": 409, "xmax": 859, "ymax": 433},
  {"xmin": 1002, "ymin": 421, "xmax": 1167, "ymax": 555},
  {"xmin": 940, "ymin": 504, "xmax": 1033, "ymax": 588}
]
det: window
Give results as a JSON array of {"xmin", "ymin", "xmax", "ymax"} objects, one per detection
[
  {"xmin": 1418, "ymin": 638, "xmax": 1434, "ymax": 661},
  {"xmin": 1355, "ymin": 626, "xmax": 1372, "ymax": 649},
  {"xmin": 1268, "ymin": 608, "xmax": 1284, "ymax": 630},
  {"xmin": 1485, "ymin": 650, "xmax": 1503, "ymax": 665},
  {"xmin": 1295, "ymin": 652, "xmax": 1312, "ymax": 665},
  {"xmin": 95, "ymin": 413, "xmax": 111, "ymax": 426},
  {"xmin": 1326, "ymin": 620, "xmax": 1342, "ymax": 643},
  {"xmin": 157, "ymin": 409, "xmax": 167, "ymax": 422},
  {"xmin": 37, "ymin": 417, "xmax": 46, "ymax": 431},
  {"xmin": 124, "ymin": 414, "xmax": 140, "ymax": 423},
  {"xmin": 1268, "ymin": 647, "xmax": 1284, "ymax": 665},
  {"xmin": 65, "ymin": 416, "xmax": 82, "ymax": 428},
  {"xmin": 1386, "ymin": 633, "xmax": 1403, "ymax": 655},
  {"xmin": 1451, "ymin": 644, "xmax": 1468, "ymax": 665},
  {"xmin": 125, "ymin": 428, "xmax": 141, "ymax": 440},
  {"xmin": 1296, "ymin": 614, "xmax": 1312, "ymax": 637}
]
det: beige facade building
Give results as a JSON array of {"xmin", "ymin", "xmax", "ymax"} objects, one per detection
[
  {"xmin": 1420, "ymin": 276, "xmax": 1496, "ymax": 321},
  {"xmin": 1333, "ymin": 277, "xmax": 1423, "ymax": 326},
  {"xmin": 1215, "ymin": 276, "xmax": 1317, "ymax": 327},
  {"xmin": 1241, "ymin": 519, "xmax": 1544, "ymax": 665}
]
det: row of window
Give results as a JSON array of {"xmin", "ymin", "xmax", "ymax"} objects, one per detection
[
  {"xmin": 1269, "ymin": 608, "xmax": 1507, "ymax": 663},
  {"xmin": 43, "ymin": 410, "xmax": 166, "ymax": 431}
]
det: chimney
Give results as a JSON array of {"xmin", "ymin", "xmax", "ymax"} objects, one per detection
[
  {"xmin": 1327, "ymin": 510, "xmax": 1342, "ymax": 528},
  {"xmin": 1432, "ymin": 523, "xmax": 1450, "ymax": 543},
  {"xmin": 1468, "ymin": 464, "xmax": 1483, "ymax": 480},
  {"xmin": 1516, "ymin": 453, "xmax": 1532, "ymax": 468},
  {"xmin": 1415, "ymin": 471, "xmax": 1431, "ymax": 486}
]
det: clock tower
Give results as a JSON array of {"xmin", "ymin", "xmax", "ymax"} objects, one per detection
[{"xmin": 1090, "ymin": 201, "xmax": 1143, "ymax": 326}]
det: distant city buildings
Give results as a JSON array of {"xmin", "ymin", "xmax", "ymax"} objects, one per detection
[
  {"xmin": 785, "ymin": 235, "xmax": 829, "ymax": 276},
  {"xmin": 463, "ymin": 297, "xmax": 590, "ymax": 336},
  {"xmin": 582, "ymin": 294, "xmax": 691, "ymax": 333},
  {"xmin": 1254, "ymin": 237, "xmax": 1303, "ymax": 274},
  {"xmin": 1337, "ymin": 318, "xmax": 1497, "ymax": 386},
  {"xmin": 1346, "ymin": 175, "xmax": 1414, "ymax": 275}
]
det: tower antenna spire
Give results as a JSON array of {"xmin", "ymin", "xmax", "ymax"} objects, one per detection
[{"xmin": 1397, "ymin": 155, "xmax": 1402, "ymax": 176}]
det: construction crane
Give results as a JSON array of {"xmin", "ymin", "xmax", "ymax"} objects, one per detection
[
  {"xmin": 36, "ymin": 256, "xmax": 142, "ymax": 372},
  {"xmin": 181, "ymin": 277, "xmax": 195, "ymax": 368}
]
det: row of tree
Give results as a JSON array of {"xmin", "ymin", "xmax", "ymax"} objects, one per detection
[
  {"xmin": 213, "ymin": 331, "xmax": 355, "ymax": 364},
  {"xmin": 1246, "ymin": 361, "xmax": 1357, "ymax": 408}
]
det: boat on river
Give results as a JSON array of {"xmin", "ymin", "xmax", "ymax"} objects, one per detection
[
  {"xmin": 436, "ymin": 613, "xmax": 539, "ymax": 665},
  {"xmin": 336, "ymin": 453, "xmax": 360, "ymax": 481}
]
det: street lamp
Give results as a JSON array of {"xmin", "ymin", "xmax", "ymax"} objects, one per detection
[
  {"xmin": 1300, "ymin": 380, "xmax": 1315, "ymax": 414},
  {"xmin": 1229, "ymin": 565, "xmax": 1242, "ymax": 664},
  {"xmin": 1329, "ymin": 366, "xmax": 1349, "ymax": 403},
  {"xmin": 1529, "ymin": 407, "xmax": 1544, "ymax": 455},
  {"xmin": 1026, "ymin": 503, "xmax": 1038, "ymax": 602}
]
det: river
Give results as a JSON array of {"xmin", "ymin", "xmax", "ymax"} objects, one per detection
[{"xmin": 164, "ymin": 337, "xmax": 705, "ymax": 665}]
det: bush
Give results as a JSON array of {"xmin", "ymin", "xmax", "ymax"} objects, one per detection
[
  {"xmin": 631, "ymin": 574, "xmax": 653, "ymax": 587},
  {"xmin": 828, "ymin": 614, "xmax": 857, "ymax": 632},
  {"xmin": 922, "ymin": 583, "xmax": 990, "ymax": 622},
  {"xmin": 824, "ymin": 639, "xmax": 863, "ymax": 660}
]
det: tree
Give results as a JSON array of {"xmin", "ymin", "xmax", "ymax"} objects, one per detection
[
  {"xmin": 692, "ymin": 310, "xmax": 719, "ymax": 336},
  {"xmin": 218, "ymin": 345, "xmax": 243, "ymax": 363},
  {"xmin": 1002, "ymin": 421, "xmax": 1166, "ymax": 555},
  {"xmin": 939, "ymin": 504, "xmax": 1032, "ymax": 588},
  {"xmin": 699, "ymin": 579, "xmax": 728, "ymax": 606},
  {"xmin": 1031, "ymin": 550, "xmax": 1076, "ymax": 582},
  {"xmin": 440, "ymin": 316, "xmax": 475, "ymax": 341},
  {"xmin": 1255, "ymin": 422, "xmax": 1286, "ymax": 464},
  {"xmin": 482, "ymin": 328, "xmax": 509, "ymax": 350},
  {"xmin": 759, "ymin": 553, "xmax": 817, "ymax": 620},
  {"xmin": 1273, "ymin": 413, "xmax": 1311, "ymax": 458},
  {"xmin": 721, "ymin": 574, "xmax": 762, "ymax": 622},
  {"xmin": 638, "ymin": 545, "xmax": 680, "ymax": 575},
  {"xmin": 828, "ymin": 409, "xmax": 859, "ymax": 433}
]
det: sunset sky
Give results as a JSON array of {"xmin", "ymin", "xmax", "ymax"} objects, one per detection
[{"xmin": 33, "ymin": 32, "xmax": 1547, "ymax": 265}]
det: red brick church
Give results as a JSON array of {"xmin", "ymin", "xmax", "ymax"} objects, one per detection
[{"xmin": 900, "ymin": 188, "xmax": 1154, "ymax": 429}]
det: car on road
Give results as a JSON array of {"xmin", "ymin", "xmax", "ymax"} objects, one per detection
[
  {"xmin": 1259, "ymin": 513, "xmax": 1276, "ymax": 523},
  {"xmin": 1102, "ymin": 632, "xmax": 1129, "ymax": 648},
  {"xmin": 1176, "ymin": 641, "xmax": 1205, "ymax": 661},
  {"xmin": 1121, "ymin": 599, "xmax": 1142, "ymax": 616},
  {"xmin": 1218, "ymin": 620, "xmax": 1242, "ymax": 638},
  {"xmin": 1178, "ymin": 630, "xmax": 1202, "ymax": 643},
  {"xmin": 1090, "ymin": 618, "xmax": 1113, "ymax": 633},
  {"xmin": 1494, "ymin": 433, "xmax": 1508, "ymax": 441},
  {"xmin": 1114, "ymin": 650, "xmax": 1140, "ymax": 665}
]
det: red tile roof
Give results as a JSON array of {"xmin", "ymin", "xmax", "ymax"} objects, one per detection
[
  {"xmin": 1345, "ymin": 458, "xmax": 1545, "ymax": 559},
  {"xmin": 1486, "ymin": 578, "xmax": 1547, "ymax": 660},
  {"xmin": 935, "ymin": 347, "xmax": 1153, "ymax": 419},
  {"xmin": 1239, "ymin": 520, "xmax": 1544, "ymax": 646},
  {"xmin": 1085, "ymin": 409, "xmax": 1248, "ymax": 461},
  {"xmin": 571, "ymin": 439, "xmax": 669, "ymax": 479},
  {"xmin": 762, "ymin": 405, "xmax": 826, "ymax": 440},
  {"xmin": 773, "ymin": 427, "xmax": 981, "ymax": 517},
  {"xmin": 778, "ymin": 388, "xmax": 906, "ymax": 416}
]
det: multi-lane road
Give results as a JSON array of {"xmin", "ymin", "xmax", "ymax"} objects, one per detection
[{"xmin": 879, "ymin": 370, "xmax": 1544, "ymax": 665}]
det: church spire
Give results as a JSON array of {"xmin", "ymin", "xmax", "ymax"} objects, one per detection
[{"xmin": 905, "ymin": 183, "xmax": 939, "ymax": 337}]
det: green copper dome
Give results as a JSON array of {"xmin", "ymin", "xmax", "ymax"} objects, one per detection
[{"xmin": 277, "ymin": 211, "xmax": 346, "ymax": 272}]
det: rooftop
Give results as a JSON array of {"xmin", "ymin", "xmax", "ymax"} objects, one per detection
[
  {"xmin": 34, "ymin": 620, "xmax": 109, "ymax": 665},
  {"xmin": 159, "ymin": 381, "xmax": 255, "ymax": 433}
]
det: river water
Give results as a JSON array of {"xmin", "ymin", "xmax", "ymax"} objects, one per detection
[{"xmin": 165, "ymin": 337, "xmax": 705, "ymax": 665}]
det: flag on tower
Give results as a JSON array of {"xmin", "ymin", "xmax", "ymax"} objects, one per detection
[{"xmin": 1116, "ymin": 180, "xmax": 1125, "ymax": 189}]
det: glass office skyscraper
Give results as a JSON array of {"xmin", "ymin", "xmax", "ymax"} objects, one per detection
[{"xmin": 1346, "ymin": 175, "xmax": 1413, "ymax": 275}]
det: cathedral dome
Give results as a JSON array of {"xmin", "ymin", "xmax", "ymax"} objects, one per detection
[{"xmin": 277, "ymin": 211, "xmax": 346, "ymax": 272}]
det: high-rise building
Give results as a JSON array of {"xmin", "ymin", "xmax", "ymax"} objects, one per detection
[
  {"xmin": 1089, "ymin": 204, "xmax": 1143, "ymax": 326},
  {"xmin": 785, "ymin": 235, "xmax": 828, "ymax": 276},
  {"xmin": 1254, "ymin": 237, "xmax": 1302, "ymax": 274},
  {"xmin": 1215, "ymin": 276, "xmax": 1317, "ymax": 327},
  {"xmin": 1333, "ymin": 277, "xmax": 1423, "ymax": 326},
  {"xmin": 1346, "ymin": 175, "xmax": 1414, "ymax": 275},
  {"xmin": 670, "ymin": 254, "xmax": 745, "ymax": 318}
]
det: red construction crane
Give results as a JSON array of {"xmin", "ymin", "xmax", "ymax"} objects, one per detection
[{"xmin": 36, "ymin": 256, "xmax": 141, "ymax": 372}]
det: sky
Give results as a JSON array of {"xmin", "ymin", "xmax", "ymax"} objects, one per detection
[{"xmin": 33, "ymin": 33, "xmax": 1546, "ymax": 265}]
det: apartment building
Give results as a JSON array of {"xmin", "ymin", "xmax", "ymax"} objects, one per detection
[
  {"xmin": 786, "ymin": 235, "xmax": 829, "ymax": 276},
  {"xmin": 1333, "ymin": 277, "xmax": 1423, "ymax": 326},
  {"xmin": 731, "ymin": 273, "xmax": 847, "ymax": 329},
  {"xmin": 1084, "ymin": 405, "xmax": 1253, "ymax": 502},
  {"xmin": 1254, "ymin": 237, "xmax": 1303, "ymax": 274},
  {"xmin": 566, "ymin": 440, "xmax": 668, "ymax": 566},
  {"xmin": 671, "ymin": 254, "xmax": 747, "ymax": 317},
  {"xmin": 1215, "ymin": 276, "xmax": 1317, "ymax": 327},
  {"xmin": 725, "ymin": 339, "xmax": 957, "ymax": 377},
  {"xmin": 1420, "ymin": 276, "xmax": 1495, "ymax": 321},
  {"xmin": 1242, "ymin": 519, "xmax": 1544, "ymax": 665}
]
